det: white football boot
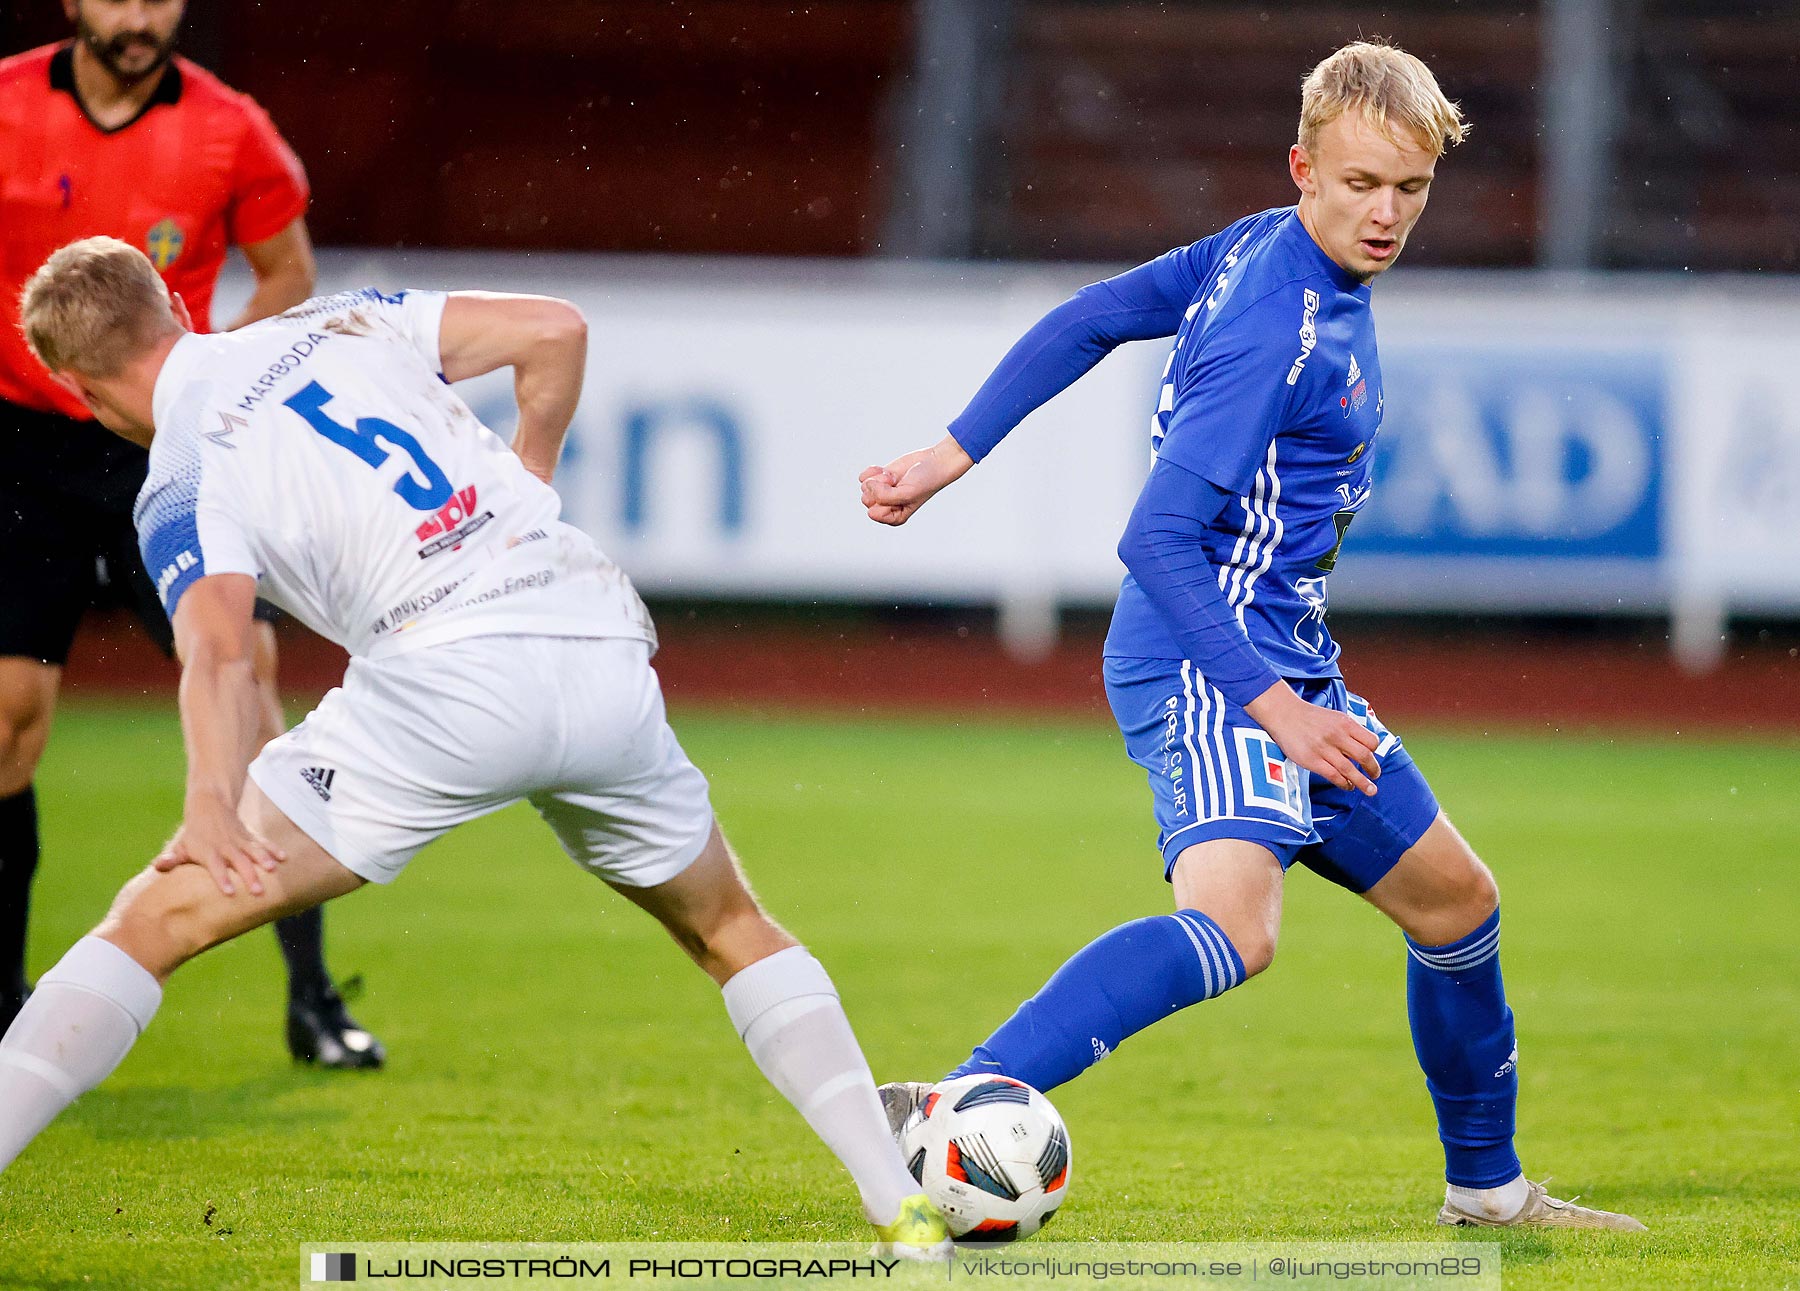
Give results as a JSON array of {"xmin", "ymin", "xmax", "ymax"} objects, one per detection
[
  {"xmin": 1438, "ymin": 1178, "xmax": 1647, "ymax": 1231},
  {"xmin": 877, "ymin": 1080, "xmax": 933, "ymax": 1139}
]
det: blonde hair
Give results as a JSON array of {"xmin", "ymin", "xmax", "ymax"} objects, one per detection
[
  {"xmin": 19, "ymin": 236, "xmax": 178, "ymax": 378},
  {"xmin": 1299, "ymin": 41, "xmax": 1468, "ymax": 157}
]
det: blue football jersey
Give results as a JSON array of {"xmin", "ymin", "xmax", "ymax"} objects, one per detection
[{"xmin": 1104, "ymin": 207, "xmax": 1383, "ymax": 681}]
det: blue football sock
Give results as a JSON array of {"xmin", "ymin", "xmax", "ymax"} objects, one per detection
[
  {"xmin": 1405, "ymin": 908, "xmax": 1522, "ymax": 1188},
  {"xmin": 949, "ymin": 910, "xmax": 1245, "ymax": 1092}
]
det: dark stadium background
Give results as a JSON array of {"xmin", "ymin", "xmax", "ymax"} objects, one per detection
[
  {"xmin": 11, "ymin": 1, "xmax": 1791, "ymax": 266},
  {"xmin": 5, "ymin": 0, "xmax": 1798, "ymax": 729}
]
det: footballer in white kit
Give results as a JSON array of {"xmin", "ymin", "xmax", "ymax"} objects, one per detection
[
  {"xmin": 0, "ymin": 237, "xmax": 952, "ymax": 1258},
  {"xmin": 141, "ymin": 284, "xmax": 696, "ymax": 887}
]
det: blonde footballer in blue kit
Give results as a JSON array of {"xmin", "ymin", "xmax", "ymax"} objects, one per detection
[
  {"xmin": 863, "ymin": 42, "xmax": 1645, "ymax": 1232},
  {"xmin": 0, "ymin": 237, "xmax": 950, "ymax": 1258}
]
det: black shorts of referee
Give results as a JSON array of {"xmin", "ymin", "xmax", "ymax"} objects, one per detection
[{"xmin": 1, "ymin": 398, "xmax": 279, "ymax": 666}]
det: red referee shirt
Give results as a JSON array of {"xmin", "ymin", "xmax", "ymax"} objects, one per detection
[{"xmin": 0, "ymin": 43, "xmax": 310, "ymax": 418}]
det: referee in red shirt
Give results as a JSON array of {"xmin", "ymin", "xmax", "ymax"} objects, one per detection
[{"xmin": 0, "ymin": 0, "xmax": 383, "ymax": 1068}]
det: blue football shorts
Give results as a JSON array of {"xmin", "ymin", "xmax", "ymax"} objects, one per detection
[{"xmin": 1103, "ymin": 656, "xmax": 1441, "ymax": 893}]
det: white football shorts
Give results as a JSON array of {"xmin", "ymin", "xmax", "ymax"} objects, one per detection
[{"xmin": 249, "ymin": 635, "xmax": 713, "ymax": 887}]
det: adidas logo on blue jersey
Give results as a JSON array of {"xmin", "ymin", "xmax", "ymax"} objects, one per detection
[
  {"xmin": 1346, "ymin": 353, "xmax": 1362, "ymax": 386},
  {"xmin": 301, "ymin": 766, "xmax": 336, "ymax": 801}
]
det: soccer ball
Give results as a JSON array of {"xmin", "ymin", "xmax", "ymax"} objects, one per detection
[{"xmin": 899, "ymin": 1074, "xmax": 1071, "ymax": 1242}]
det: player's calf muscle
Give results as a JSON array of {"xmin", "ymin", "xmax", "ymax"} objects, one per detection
[
  {"xmin": 614, "ymin": 829, "xmax": 798, "ymax": 983},
  {"xmin": 662, "ymin": 865, "xmax": 797, "ymax": 977},
  {"xmin": 707, "ymin": 906, "xmax": 798, "ymax": 976},
  {"xmin": 661, "ymin": 906, "xmax": 795, "ymax": 985},
  {"xmin": 94, "ymin": 856, "xmax": 338, "ymax": 981},
  {"xmin": 92, "ymin": 866, "xmax": 238, "ymax": 980}
]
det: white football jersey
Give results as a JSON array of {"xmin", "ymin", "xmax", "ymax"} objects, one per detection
[{"xmin": 135, "ymin": 287, "xmax": 655, "ymax": 660}]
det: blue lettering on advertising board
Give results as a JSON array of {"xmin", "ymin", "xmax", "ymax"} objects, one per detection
[
  {"xmin": 622, "ymin": 399, "xmax": 746, "ymax": 536},
  {"xmin": 1354, "ymin": 348, "xmax": 1665, "ymax": 560}
]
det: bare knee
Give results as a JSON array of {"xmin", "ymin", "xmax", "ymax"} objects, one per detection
[
  {"xmin": 653, "ymin": 875, "xmax": 752, "ymax": 962},
  {"xmin": 1223, "ymin": 916, "xmax": 1278, "ymax": 980},
  {"xmin": 1170, "ymin": 839, "xmax": 1284, "ymax": 983},
  {"xmin": 0, "ymin": 669, "xmax": 57, "ymax": 797},
  {"xmin": 1416, "ymin": 852, "xmax": 1500, "ymax": 939},
  {"xmin": 1458, "ymin": 857, "xmax": 1501, "ymax": 921},
  {"xmin": 1370, "ymin": 824, "xmax": 1501, "ymax": 946},
  {"xmin": 1176, "ymin": 897, "xmax": 1278, "ymax": 980},
  {"xmin": 0, "ymin": 722, "xmax": 47, "ymax": 797}
]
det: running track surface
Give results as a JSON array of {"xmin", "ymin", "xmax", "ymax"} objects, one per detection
[{"xmin": 58, "ymin": 610, "xmax": 1800, "ymax": 733}]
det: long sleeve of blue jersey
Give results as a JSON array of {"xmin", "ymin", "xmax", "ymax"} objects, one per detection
[
  {"xmin": 1116, "ymin": 456, "xmax": 1282, "ymax": 707},
  {"xmin": 946, "ymin": 243, "xmax": 1215, "ymax": 463},
  {"xmin": 1156, "ymin": 286, "xmax": 1305, "ymax": 495}
]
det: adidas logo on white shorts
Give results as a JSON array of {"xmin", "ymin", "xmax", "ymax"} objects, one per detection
[{"xmin": 301, "ymin": 766, "xmax": 337, "ymax": 802}]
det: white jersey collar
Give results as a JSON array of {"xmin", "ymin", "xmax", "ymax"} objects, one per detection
[{"xmin": 151, "ymin": 331, "xmax": 209, "ymax": 433}]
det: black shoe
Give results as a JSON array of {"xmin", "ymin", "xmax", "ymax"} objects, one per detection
[{"xmin": 286, "ymin": 984, "xmax": 385, "ymax": 1070}]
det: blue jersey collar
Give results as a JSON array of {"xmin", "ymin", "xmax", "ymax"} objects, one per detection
[{"xmin": 1281, "ymin": 208, "xmax": 1370, "ymax": 296}]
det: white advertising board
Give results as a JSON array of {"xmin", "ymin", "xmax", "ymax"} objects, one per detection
[{"xmin": 214, "ymin": 253, "xmax": 1800, "ymax": 666}]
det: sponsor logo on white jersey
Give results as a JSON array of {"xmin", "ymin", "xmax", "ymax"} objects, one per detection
[
  {"xmin": 155, "ymin": 549, "xmax": 199, "ymax": 598},
  {"xmin": 140, "ymin": 289, "xmax": 660, "ymax": 662},
  {"xmin": 205, "ymin": 411, "xmax": 246, "ymax": 449},
  {"xmin": 413, "ymin": 483, "xmax": 495, "ymax": 559}
]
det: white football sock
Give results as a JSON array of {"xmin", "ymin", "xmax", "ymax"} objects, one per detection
[
  {"xmin": 0, "ymin": 937, "xmax": 162, "ymax": 1172},
  {"xmin": 722, "ymin": 946, "xmax": 919, "ymax": 1225},
  {"xmin": 1447, "ymin": 1173, "xmax": 1530, "ymax": 1221}
]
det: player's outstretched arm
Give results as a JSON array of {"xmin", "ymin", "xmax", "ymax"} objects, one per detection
[
  {"xmin": 436, "ymin": 292, "xmax": 588, "ymax": 484},
  {"xmin": 860, "ymin": 255, "xmax": 1194, "ymax": 526},
  {"xmin": 157, "ymin": 573, "xmax": 286, "ymax": 896}
]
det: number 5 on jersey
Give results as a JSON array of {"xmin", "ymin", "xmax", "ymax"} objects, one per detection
[{"xmin": 284, "ymin": 380, "xmax": 453, "ymax": 511}]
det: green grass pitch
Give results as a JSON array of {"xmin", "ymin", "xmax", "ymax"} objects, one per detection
[{"xmin": 2, "ymin": 701, "xmax": 1797, "ymax": 1289}]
